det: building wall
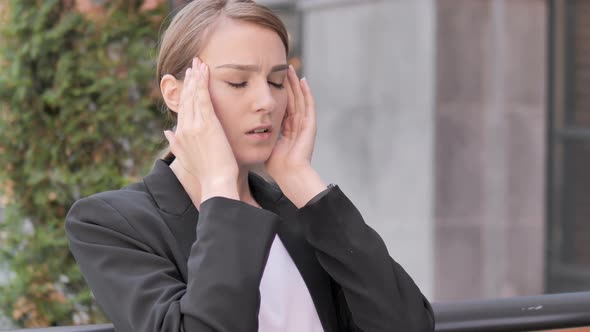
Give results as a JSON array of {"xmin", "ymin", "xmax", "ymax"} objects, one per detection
[
  {"xmin": 298, "ymin": 0, "xmax": 548, "ymax": 301},
  {"xmin": 298, "ymin": 0, "xmax": 436, "ymax": 297},
  {"xmin": 434, "ymin": 0, "xmax": 547, "ymax": 301}
]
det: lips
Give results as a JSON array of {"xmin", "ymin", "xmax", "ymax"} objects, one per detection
[{"xmin": 246, "ymin": 125, "xmax": 272, "ymax": 134}]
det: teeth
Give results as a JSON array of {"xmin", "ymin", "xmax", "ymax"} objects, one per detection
[{"xmin": 253, "ymin": 128, "xmax": 268, "ymax": 133}]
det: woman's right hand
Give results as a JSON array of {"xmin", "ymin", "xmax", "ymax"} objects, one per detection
[{"xmin": 164, "ymin": 57, "xmax": 239, "ymax": 203}]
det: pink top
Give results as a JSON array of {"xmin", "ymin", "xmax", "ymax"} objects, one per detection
[{"xmin": 258, "ymin": 235, "xmax": 324, "ymax": 332}]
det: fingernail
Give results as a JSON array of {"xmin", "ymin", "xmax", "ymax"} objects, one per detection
[{"xmin": 301, "ymin": 77, "xmax": 308, "ymax": 89}]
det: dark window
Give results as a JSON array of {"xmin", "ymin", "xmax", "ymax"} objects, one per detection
[{"xmin": 547, "ymin": 0, "xmax": 590, "ymax": 292}]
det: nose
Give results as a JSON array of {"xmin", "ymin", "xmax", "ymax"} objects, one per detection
[{"xmin": 252, "ymin": 81, "xmax": 277, "ymax": 113}]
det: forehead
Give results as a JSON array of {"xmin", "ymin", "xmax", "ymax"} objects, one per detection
[{"xmin": 200, "ymin": 18, "xmax": 287, "ymax": 66}]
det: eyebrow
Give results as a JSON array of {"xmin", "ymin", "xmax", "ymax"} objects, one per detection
[{"xmin": 215, "ymin": 64, "xmax": 289, "ymax": 72}]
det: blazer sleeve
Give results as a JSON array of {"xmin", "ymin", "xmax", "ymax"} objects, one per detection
[
  {"xmin": 297, "ymin": 185, "xmax": 435, "ymax": 332},
  {"xmin": 65, "ymin": 195, "xmax": 279, "ymax": 332}
]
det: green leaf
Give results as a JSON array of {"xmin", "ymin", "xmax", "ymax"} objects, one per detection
[{"xmin": 0, "ymin": 0, "xmax": 168, "ymax": 327}]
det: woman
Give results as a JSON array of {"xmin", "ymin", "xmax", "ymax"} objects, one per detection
[{"xmin": 65, "ymin": 0, "xmax": 435, "ymax": 331}]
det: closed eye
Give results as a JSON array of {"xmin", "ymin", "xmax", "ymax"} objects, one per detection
[
  {"xmin": 228, "ymin": 82, "xmax": 248, "ymax": 88},
  {"xmin": 227, "ymin": 81, "xmax": 284, "ymax": 89},
  {"xmin": 269, "ymin": 82, "xmax": 284, "ymax": 89}
]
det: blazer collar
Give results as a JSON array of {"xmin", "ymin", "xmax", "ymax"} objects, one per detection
[
  {"xmin": 143, "ymin": 159, "xmax": 284, "ymax": 216},
  {"xmin": 143, "ymin": 159, "xmax": 191, "ymax": 216}
]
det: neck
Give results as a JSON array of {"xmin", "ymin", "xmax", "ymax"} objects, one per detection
[{"xmin": 169, "ymin": 159, "xmax": 259, "ymax": 210}]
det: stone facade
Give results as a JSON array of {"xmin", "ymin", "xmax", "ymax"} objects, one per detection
[{"xmin": 298, "ymin": 0, "xmax": 547, "ymax": 301}]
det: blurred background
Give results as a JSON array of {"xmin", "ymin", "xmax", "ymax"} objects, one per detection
[{"xmin": 0, "ymin": 0, "xmax": 588, "ymax": 329}]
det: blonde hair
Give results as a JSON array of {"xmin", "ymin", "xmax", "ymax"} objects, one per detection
[{"xmin": 156, "ymin": 0, "xmax": 289, "ymax": 160}]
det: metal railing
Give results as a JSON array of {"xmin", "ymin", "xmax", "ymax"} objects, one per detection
[
  {"xmin": 2, "ymin": 291, "xmax": 590, "ymax": 332},
  {"xmin": 433, "ymin": 291, "xmax": 590, "ymax": 332}
]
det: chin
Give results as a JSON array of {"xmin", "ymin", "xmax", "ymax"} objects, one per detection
[{"xmin": 235, "ymin": 148, "xmax": 273, "ymax": 168}]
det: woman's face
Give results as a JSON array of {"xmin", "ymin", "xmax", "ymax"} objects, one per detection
[{"xmin": 197, "ymin": 18, "xmax": 288, "ymax": 167}]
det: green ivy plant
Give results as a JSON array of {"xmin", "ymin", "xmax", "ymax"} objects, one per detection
[{"xmin": 0, "ymin": 0, "xmax": 167, "ymax": 327}]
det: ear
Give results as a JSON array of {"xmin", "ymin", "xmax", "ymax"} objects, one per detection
[{"xmin": 160, "ymin": 74, "xmax": 182, "ymax": 112}]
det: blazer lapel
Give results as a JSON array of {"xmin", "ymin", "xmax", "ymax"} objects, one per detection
[{"xmin": 143, "ymin": 159, "xmax": 197, "ymax": 274}]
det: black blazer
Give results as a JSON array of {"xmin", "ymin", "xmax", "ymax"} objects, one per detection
[{"xmin": 65, "ymin": 159, "xmax": 434, "ymax": 332}]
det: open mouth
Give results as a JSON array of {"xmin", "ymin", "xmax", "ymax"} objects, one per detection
[{"xmin": 247, "ymin": 128, "xmax": 271, "ymax": 134}]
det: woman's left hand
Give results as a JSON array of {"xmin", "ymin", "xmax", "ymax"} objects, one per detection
[{"xmin": 265, "ymin": 65, "xmax": 327, "ymax": 208}]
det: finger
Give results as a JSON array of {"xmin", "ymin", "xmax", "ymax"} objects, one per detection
[
  {"xmin": 184, "ymin": 58, "xmax": 201, "ymax": 127},
  {"xmin": 177, "ymin": 67, "xmax": 192, "ymax": 132},
  {"xmin": 300, "ymin": 77, "xmax": 316, "ymax": 122},
  {"xmin": 286, "ymin": 67, "xmax": 303, "ymax": 134},
  {"xmin": 287, "ymin": 66, "xmax": 305, "ymax": 121},
  {"xmin": 286, "ymin": 78, "xmax": 295, "ymax": 117},
  {"xmin": 190, "ymin": 57, "xmax": 202, "ymax": 124},
  {"xmin": 196, "ymin": 62, "xmax": 214, "ymax": 120},
  {"xmin": 283, "ymin": 78, "xmax": 296, "ymax": 135}
]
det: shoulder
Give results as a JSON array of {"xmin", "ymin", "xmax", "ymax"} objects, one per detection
[
  {"xmin": 65, "ymin": 181, "xmax": 160, "ymax": 234},
  {"xmin": 92, "ymin": 182, "xmax": 156, "ymax": 214},
  {"xmin": 64, "ymin": 182, "xmax": 171, "ymax": 267}
]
